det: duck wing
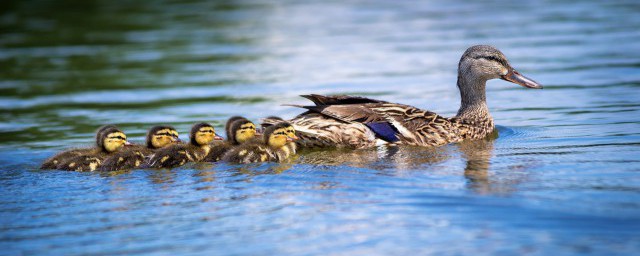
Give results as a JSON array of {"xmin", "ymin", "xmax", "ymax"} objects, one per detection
[
  {"xmin": 300, "ymin": 94, "xmax": 387, "ymax": 106},
  {"xmin": 298, "ymin": 100, "xmax": 462, "ymax": 146}
]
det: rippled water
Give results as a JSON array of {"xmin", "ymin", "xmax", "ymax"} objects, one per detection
[{"xmin": 2, "ymin": 0, "xmax": 640, "ymax": 255}]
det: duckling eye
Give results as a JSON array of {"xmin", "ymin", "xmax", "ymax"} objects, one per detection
[
  {"xmin": 109, "ymin": 135, "xmax": 126, "ymax": 140},
  {"xmin": 274, "ymin": 132, "xmax": 286, "ymax": 136},
  {"xmin": 156, "ymin": 132, "xmax": 172, "ymax": 136}
]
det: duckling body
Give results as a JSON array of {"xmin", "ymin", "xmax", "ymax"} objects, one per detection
[
  {"xmin": 56, "ymin": 155, "xmax": 103, "ymax": 172},
  {"xmin": 145, "ymin": 123, "xmax": 221, "ymax": 168},
  {"xmin": 221, "ymin": 142, "xmax": 275, "ymax": 163},
  {"xmin": 99, "ymin": 125, "xmax": 180, "ymax": 171},
  {"xmin": 40, "ymin": 125, "xmax": 117, "ymax": 169},
  {"xmin": 204, "ymin": 118, "xmax": 258, "ymax": 162},
  {"xmin": 265, "ymin": 45, "xmax": 542, "ymax": 149},
  {"xmin": 222, "ymin": 122, "xmax": 296, "ymax": 163},
  {"xmin": 99, "ymin": 146, "xmax": 147, "ymax": 171},
  {"xmin": 53, "ymin": 126, "xmax": 129, "ymax": 171}
]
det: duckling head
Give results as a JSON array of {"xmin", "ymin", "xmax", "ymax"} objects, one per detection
[
  {"xmin": 264, "ymin": 122, "xmax": 295, "ymax": 149},
  {"xmin": 458, "ymin": 45, "xmax": 542, "ymax": 90},
  {"xmin": 95, "ymin": 125, "xmax": 118, "ymax": 147},
  {"xmin": 230, "ymin": 119, "xmax": 257, "ymax": 144},
  {"xmin": 147, "ymin": 125, "xmax": 180, "ymax": 149},
  {"xmin": 99, "ymin": 127, "xmax": 129, "ymax": 153},
  {"xmin": 190, "ymin": 122, "xmax": 222, "ymax": 146},
  {"xmin": 225, "ymin": 116, "xmax": 248, "ymax": 142}
]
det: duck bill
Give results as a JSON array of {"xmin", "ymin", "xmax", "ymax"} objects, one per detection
[
  {"xmin": 290, "ymin": 135, "xmax": 300, "ymax": 141},
  {"xmin": 124, "ymin": 141, "xmax": 132, "ymax": 146},
  {"xmin": 501, "ymin": 68, "xmax": 543, "ymax": 89},
  {"xmin": 213, "ymin": 134, "xmax": 224, "ymax": 141},
  {"xmin": 286, "ymin": 137, "xmax": 294, "ymax": 142}
]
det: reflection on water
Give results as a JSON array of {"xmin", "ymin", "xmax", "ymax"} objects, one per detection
[{"xmin": 2, "ymin": 0, "xmax": 640, "ymax": 255}]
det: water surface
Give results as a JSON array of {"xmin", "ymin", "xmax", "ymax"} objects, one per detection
[{"xmin": 2, "ymin": 0, "xmax": 640, "ymax": 255}]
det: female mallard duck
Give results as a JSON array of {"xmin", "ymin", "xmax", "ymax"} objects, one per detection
[
  {"xmin": 264, "ymin": 45, "xmax": 542, "ymax": 149},
  {"xmin": 222, "ymin": 122, "xmax": 297, "ymax": 163},
  {"xmin": 204, "ymin": 117, "xmax": 258, "ymax": 162},
  {"xmin": 40, "ymin": 125, "xmax": 118, "ymax": 169},
  {"xmin": 144, "ymin": 122, "xmax": 222, "ymax": 168},
  {"xmin": 99, "ymin": 125, "xmax": 180, "ymax": 171},
  {"xmin": 54, "ymin": 127, "xmax": 130, "ymax": 171}
]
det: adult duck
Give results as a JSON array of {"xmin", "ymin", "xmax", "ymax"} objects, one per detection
[{"xmin": 263, "ymin": 45, "xmax": 542, "ymax": 148}]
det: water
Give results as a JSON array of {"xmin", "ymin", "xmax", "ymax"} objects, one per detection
[{"xmin": 2, "ymin": 0, "xmax": 640, "ymax": 255}]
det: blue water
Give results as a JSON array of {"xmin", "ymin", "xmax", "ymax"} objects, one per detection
[{"xmin": 1, "ymin": 0, "xmax": 640, "ymax": 255}]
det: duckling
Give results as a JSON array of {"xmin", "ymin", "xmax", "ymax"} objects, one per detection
[
  {"xmin": 204, "ymin": 118, "xmax": 258, "ymax": 162},
  {"xmin": 222, "ymin": 122, "xmax": 296, "ymax": 164},
  {"xmin": 99, "ymin": 125, "xmax": 180, "ymax": 171},
  {"xmin": 55, "ymin": 127, "xmax": 130, "ymax": 172},
  {"xmin": 41, "ymin": 125, "xmax": 118, "ymax": 170},
  {"xmin": 261, "ymin": 116, "xmax": 299, "ymax": 154},
  {"xmin": 144, "ymin": 122, "xmax": 222, "ymax": 168}
]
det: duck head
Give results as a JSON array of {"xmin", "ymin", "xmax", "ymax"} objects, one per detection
[
  {"xmin": 190, "ymin": 122, "xmax": 222, "ymax": 146},
  {"xmin": 99, "ymin": 127, "xmax": 129, "ymax": 153},
  {"xmin": 458, "ymin": 45, "xmax": 542, "ymax": 89},
  {"xmin": 229, "ymin": 119, "xmax": 257, "ymax": 144},
  {"xmin": 456, "ymin": 45, "xmax": 542, "ymax": 119},
  {"xmin": 147, "ymin": 125, "xmax": 180, "ymax": 149}
]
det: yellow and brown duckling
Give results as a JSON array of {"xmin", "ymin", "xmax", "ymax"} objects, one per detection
[
  {"xmin": 144, "ymin": 122, "xmax": 222, "ymax": 168},
  {"xmin": 204, "ymin": 117, "xmax": 259, "ymax": 162},
  {"xmin": 222, "ymin": 122, "xmax": 298, "ymax": 164},
  {"xmin": 54, "ymin": 126, "xmax": 130, "ymax": 172},
  {"xmin": 262, "ymin": 116, "xmax": 298, "ymax": 154},
  {"xmin": 40, "ymin": 125, "xmax": 118, "ymax": 169},
  {"xmin": 99, "ymin": 125, "xmax": 180, "ymax": 171}
]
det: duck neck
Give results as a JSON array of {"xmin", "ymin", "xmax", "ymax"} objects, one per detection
[{"xmin": 455, "ymin": 75, "xmax": 491, "ymax": 121}]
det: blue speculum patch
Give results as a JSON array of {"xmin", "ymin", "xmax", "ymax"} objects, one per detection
[{"xmin": 366, "ymin": 122, "xmax": 400, "ymax": 142}]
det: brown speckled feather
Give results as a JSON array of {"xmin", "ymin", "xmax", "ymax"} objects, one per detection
[
  {"xmin": 284, "ymin": 95, "xmax": 495, "ymax": 149},
  {"xmin": 145, "ymin": 144, "xmax": 209, "ymax": 168},
  {"xmin": 204, "ymin": 141, "xmax": 233, "ymax": 162},
  {"xmin": 99, "ymin": 145, "xmax": 151, "ymax": 171},
  {"xmin": 222, "ymin": 142, "xmax": 277, "ymax": 164}
]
